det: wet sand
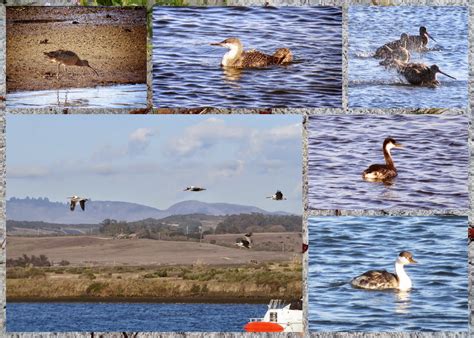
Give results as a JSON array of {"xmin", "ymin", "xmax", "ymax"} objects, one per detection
[{"xmin": 7, "ymin": 7, "xmax": 147, "ymax": 92}]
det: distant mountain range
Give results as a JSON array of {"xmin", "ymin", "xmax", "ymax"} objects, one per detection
[{"xmin": 7, "ymin": 197, "xmax": 292, "ymax": 224}]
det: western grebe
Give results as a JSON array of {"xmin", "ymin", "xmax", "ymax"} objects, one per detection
[
  {"xmin": 68, "ymin": 195, "xmax": 88, "ymax": 211},
  {"xmin": 210, "ymin": 37, "xmax": 293, "ymax": 68},
  {"xmin": 351, "ymin": 251, "xmax": 417, "ymax": 291},
  {"xmin": 362, "ymin": 137, "xmax": 403, "ymax": 181}
]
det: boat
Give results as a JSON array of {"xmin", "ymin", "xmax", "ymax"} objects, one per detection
[{"xmin": 244, "ymin": 299, "xmax": 303, "ymax": 332}]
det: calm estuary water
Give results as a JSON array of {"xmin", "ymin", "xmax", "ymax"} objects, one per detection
[
  {"xmin": 153, "ymin": 6, "xmax": 342, "ymax": 108},
  {"xmin": 7, "ymin": 84, "xmax": 147, "ymax": 109},
  {"xmin": 308, "ymin": 216, "xmax": 467, "ymax": 332},
  {"xmin": 7, "ymin": 302, "xmax": 266, "ymax": 332},
  {"xmin": 349, "ymin": 6, "xmax": 468, "ymax": 108},
  {"xmin": 308, "ymin": 114, "xmax": 468, "ymax": 210}
]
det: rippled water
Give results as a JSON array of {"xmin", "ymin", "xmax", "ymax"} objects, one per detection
[
  {"xmin": 7, "ymin": 302, "xmax": 265, "ymax": 332},
  {"xmin": 308, "ymin": 216, "xmax": 467, "ymax": 332},
  {"xmin": 153, "ymin": 6, "xmax": 342, "ymax": 108},
  {"xmin": 349, "ymin": 6, "xmax": 468, "ymax": 108},
  {"xmin": 308, "ymin": 114, "xmax": 468, "ymax": 210},
  {"xmin": 7, "ymin": 84, "xmax": 147, "ymax": 109}
]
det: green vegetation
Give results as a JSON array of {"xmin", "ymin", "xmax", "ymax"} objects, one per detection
[{"xmin": 7, "ymin": 261, "xmax": 302, "ymax": 302}]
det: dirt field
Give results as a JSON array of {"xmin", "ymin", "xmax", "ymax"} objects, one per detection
[
  {"xmin": 8, "ymin": 235, "xmax": 301, "ymax": 266},
  {"xmin": 204, "ymin": 232, "xmax": 302, "ymax": 252},
  {"xmin": 6, "ymin": 7, "xmax": 147, "ymax": 92}
]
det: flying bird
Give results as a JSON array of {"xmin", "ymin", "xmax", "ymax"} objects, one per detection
[
  {"xmin": 184, "ymin": 186, "xmax": 206, "ymax": 192},
  {"xmin": 267, "ymin": 190, "xmax": 286, "ymax": 200},
  {"xmin": 68, "ymin": 195, "xmax": 88, "ymax": 211},
  {"xmin": 235, "ymin": 232, "xmax": 252, "ymax": 249}
]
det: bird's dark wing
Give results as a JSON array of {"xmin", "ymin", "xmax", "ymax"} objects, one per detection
[
  {"xmin": 70, "ymin": 200, "xmax": 76, "ymax": 211},
  {"xmin": 363, "ymin": 164, "xmax": 386, "ymax": 174},
  {"xmin": 79, "ymin": 200, "xmax": 86, "ymax": 211},
  {"xmin": 276, "ymin": 191, "xmax": 283, "ymax": 200}
]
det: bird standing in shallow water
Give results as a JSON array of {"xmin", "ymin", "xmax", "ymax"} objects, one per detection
[
  {"xmin": 210, "ymin": 37, "xmax": 293, "ymax": 68},
  {"xmin": 405, "ymin": 26, "xmax": 437, "ymax": 50},
  {"xmin": 44, "ymin": 50, "xmax": 99, "ymax": 79},
  {"xmin": 395, "ymin": 62, "xmax": 456, "ymax": 87},
  {"xmin": 363, "ymin": 138, "xmax": 403, "ymax": 182}
]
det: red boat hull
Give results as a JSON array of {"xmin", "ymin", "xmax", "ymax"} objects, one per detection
[{"xmin": 244, "ymin": 321, "xmax": 285, "ymax": 332}]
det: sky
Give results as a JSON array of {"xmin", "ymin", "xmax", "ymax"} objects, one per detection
[{"xmin": 7, "ymin": 114, "xmax": 302, "ymax": 214}]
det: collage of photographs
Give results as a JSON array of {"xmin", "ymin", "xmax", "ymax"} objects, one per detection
[{"xmin": 0, "ymin": 0, "xmax": 472, "ymax": 336}]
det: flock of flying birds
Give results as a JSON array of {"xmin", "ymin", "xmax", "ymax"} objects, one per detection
[
  {"xmin": 374, "ymin": 26, "xmax": 455, "ymax": 87},
  {"xmin": 67, "ymin": 187, "xmax": 287, "ymax": 250}
]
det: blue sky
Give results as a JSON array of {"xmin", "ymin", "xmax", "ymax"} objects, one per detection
[{"xmin": 7, "ymin": 115, "xmax": 302, "ymax": 214}]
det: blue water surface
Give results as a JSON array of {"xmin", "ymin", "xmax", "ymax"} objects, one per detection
[
  {"xmin": 308, "ymin": 216, "xmax": 467, "ymax": 332},
  {"xmin": 349, "ymin": 6, "xmax": 468, "ymax": 108},
  {"xmin": 7, "ymin": 302, "xmax": 266, "ymax": 332}
]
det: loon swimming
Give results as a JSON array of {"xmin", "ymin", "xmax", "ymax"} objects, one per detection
[
  {"xmin": 351, "ymin": 251, "xmax": 417, "ymax": 291},
  {"xmin": 362, "ymin": 137, "xmax": 403, "ymax": 181},
  {"xmin": 210, "ymin": 37, "xmax": 293, "ymax": 68}
]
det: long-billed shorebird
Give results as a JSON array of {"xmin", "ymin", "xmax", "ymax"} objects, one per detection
[
  {"xmin": 210, "ymin": 37, "xmax": 293, "ymax": 68},
  {"xmin": 44, "ymin": 50, "xmax": 99, "ymax": 79},
  {"xmin": 396, "ymin": 62, "xmax": 456, "ymax": 86},
  {"xmin": 375, "ymin": 33, "xmax": 410, "ymax": 59},
  {"xmin": 68, "ymin": 195, "xmax": 88, "ymax": 211},
  {"xmin": 405, "ymin": 26, "xmax": 436, "ymax": 50}
]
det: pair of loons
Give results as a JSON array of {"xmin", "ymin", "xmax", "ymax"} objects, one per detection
[{"xmin": 375, "ymin": 26, "xmax": 455, "ymax": 87}]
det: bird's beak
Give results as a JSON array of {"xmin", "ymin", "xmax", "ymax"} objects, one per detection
[
  {"xmin": 210, "ymin": 41, "xmax": 224, "ymax": 47},
  {"xmin": 88, "ymin": 65, "xmax": 99, "ymax": 76},
  {"xmin": 409, "ymin": 258, "xmax": 417, "ymax": 264},
  {"xmin": 425, "ymin": 32, "xmax": 437, "ymax": 43},
  {"xmin": 438, "ymin": 70, "xmax": 456, "ymax": 80},
  {"xmin": 395, "ymin": 143, "xmax": 403, "ymax": 148}
]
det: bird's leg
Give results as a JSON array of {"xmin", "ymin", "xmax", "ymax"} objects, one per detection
[{"xmin": 56, "ymin": 63, "xmax": 60, "ymax": 80}]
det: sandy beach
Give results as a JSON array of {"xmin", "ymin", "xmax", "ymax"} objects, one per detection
[{"xmin": 6, "ymin": 7, "xmax": 147, "ymax": 92}]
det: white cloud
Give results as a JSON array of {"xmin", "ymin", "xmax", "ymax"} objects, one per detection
[
  {"xmin": 213, "ymin": 160, "xmax": 245, "ymax": 178},
  {"xmin": 168, "ymin": 118, "xmax": 245, "ymax": 156},
  {"xmin": 128, "ymin": 128, "xmax": 157, "ymax": 156},
  {"xmin": 8, "ymin": 165, "xmax": 50, "ymax": 179}
]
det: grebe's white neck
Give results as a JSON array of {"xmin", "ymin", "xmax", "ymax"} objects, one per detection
[{"xmin": 395, "ymin": 259, "xmax": 412, "ymax": 291}]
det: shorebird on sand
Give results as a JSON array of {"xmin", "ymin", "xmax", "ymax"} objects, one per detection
[{"xmin": 44, "ymin": 50, "xmax": 99, "ymax": 79}]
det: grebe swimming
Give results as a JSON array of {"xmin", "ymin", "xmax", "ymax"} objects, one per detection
[
  {"xmin": 210, "ymin": 37, "xmax": 293, "ymax": 68},
  {"xmin": 362, "ymin": 137, "xmax": 403, "ymax": 181},
  {"xmin": 351, "ymin": 251, "xmax": 417, "ymax": 291}
]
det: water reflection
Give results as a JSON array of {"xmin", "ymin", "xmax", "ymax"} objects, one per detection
[{"xmin": 394, "ymin": 290, "xmax": 411, "ymax": 314}]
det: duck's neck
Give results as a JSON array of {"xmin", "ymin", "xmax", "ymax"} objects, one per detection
[
  {"xmin": 222, "ymin": 43, "xmax": 243, "ymax": 67},
  {"xmin": 395, "ymin": 261, "xmax": 412, "ymax": 290},
  {"xmin": 383, "ymin": 146, "xmax": 396, "ymax": 170}
]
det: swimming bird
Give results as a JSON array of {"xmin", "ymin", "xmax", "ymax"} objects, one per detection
[
  {"xmin": 375, "ymin": 33, "xmax": 410, "ymax": 59},
  {"xmin": 362, "ymin": 138, "xmax": 403, "ymax": 181},
  {"xmin": 210, "ymin": 37, "xmax": 293, "ymax": 68},
  {"xmin": 184, "ymin": 186, "xmax": 206, "ymax": 192},
  {"xmin": 395, "ymin": 62, "xmax": 456, "ymax": 86},
  {"xmin": 351, "ymin": 251, "xmax": 417, "ymax": 291},
  {"xmin": 44, "ymin": 50, "xmax": 99, "ymax": 79},
  {"xmin": 235, "ymin": 232, "xmax": 252, "ymax": 249},
  {"xmin": 68, "ymin": 195, "xmax": 88, "ymax": 211},
  {"xmin": 405, "ymin": 26, "xmax": 436, "ymax": 50},
  {"xmin": 266, "ymin": 190, "xmax": 287, "ymax": 200}
]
